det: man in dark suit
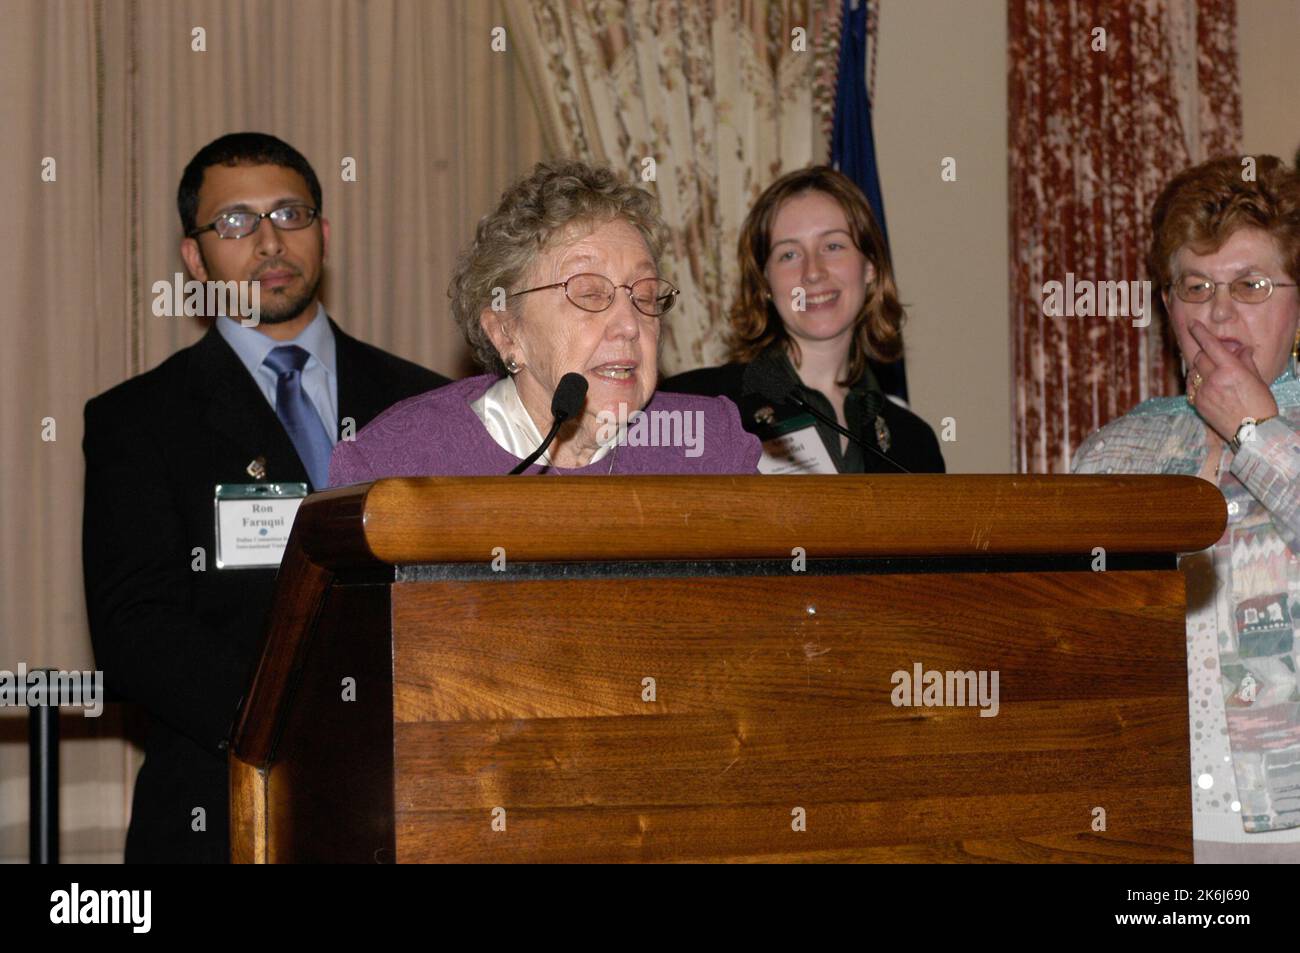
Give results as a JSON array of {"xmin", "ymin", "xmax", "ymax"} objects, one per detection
[{"xmin": 82, "ymin": 132, "xmax": 448, "ymax": 863}]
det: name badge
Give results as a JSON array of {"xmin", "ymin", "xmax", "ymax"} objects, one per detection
[
  {"xmin": 214, "ymin": 483, "xmax": 308, "ymax": 569},
  {"xmin": 757, "ymin": 414, "xmax": 838, "ymax": 475}
]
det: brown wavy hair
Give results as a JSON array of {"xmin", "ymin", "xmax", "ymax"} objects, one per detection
[
  {"xmin": 729, "ymin": 166, "xmax": 904, "ymax": 385},
  {"xmin": 1149, "ymin": 154, "xmax": 1300, "ymax": 293}
]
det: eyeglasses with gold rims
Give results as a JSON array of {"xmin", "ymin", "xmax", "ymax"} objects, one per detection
[
  {"xmin": 188, "ymin": 203, "xmax": 320, "ymax": 240},
  {"xmin": 508, "ymin": 273, "xmax": 679, "ymax": 317},
  {"xmin": 1170, "ymin": 274, "xmax": 1298, "ymax": 305}
]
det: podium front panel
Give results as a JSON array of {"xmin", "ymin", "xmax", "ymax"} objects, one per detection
[{"xmin": 385, "ymin": 561, "xmax": 1189, "ymax": 863}]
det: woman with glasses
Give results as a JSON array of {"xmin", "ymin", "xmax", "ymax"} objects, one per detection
[
  {"xmin": 1074, "ymin": 154, "xmax": 1300, "ymax": 863},
  {"xmin": 660, "ymin": 166, "xmax": 944, "ymax": 474},
  {"xmin": 329, "ymin": 158, "xmax": 760, "ymax": 481}
]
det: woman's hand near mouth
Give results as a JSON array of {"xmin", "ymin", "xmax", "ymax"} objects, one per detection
[{"xmin": 1187, "ymin": 319, "xmax": 1279, "ymax": 442}]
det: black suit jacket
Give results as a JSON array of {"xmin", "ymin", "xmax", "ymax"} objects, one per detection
[
  {"xmin": 660, "ymin": 360, "xmax": 946, "ymax": 474},
  {"xmin": 82, "ymin": 319, "xmax": 447, "ymax": 863}
]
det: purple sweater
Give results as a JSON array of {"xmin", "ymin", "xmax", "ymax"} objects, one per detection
[{"xmin": 328, "ymin": 374, "xmax": 762, "ymax": 483}]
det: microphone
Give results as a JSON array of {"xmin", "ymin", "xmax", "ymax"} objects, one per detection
[
  {"xmin": 508, "ymin": 372, "xmax": 589, "ymax": 474},
  {"xmin": 743, "ymin": 361, "xmax": 912, "ymax": 474}
]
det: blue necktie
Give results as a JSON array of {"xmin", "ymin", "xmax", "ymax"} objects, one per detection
[{"xmin": 263, "ymin": 345, "xmax": 333, "ymax": 489}]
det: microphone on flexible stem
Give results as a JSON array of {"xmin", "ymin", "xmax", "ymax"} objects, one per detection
[
  {"xmin": 508, "ymin": 372, "xmax": 589, "ymax": 474},
  {"xmin": 743, "ymin": 362, "xmax": 912, "ymax": 474}
]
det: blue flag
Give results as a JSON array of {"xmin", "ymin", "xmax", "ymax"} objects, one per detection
[{"xmin": 831, "ymin": 0, "xmax": 907, "ymax": 400}]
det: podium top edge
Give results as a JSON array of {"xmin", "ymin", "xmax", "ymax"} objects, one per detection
[{"xmin": 296, "ymin": 474, "xmax": 1225, "ymax": 564}]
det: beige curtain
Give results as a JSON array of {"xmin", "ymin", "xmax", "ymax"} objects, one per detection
[
  {"xmin": 0, "ymin": 0, "xmax": 545, "ymax": 862},
  {"xmin": 506, "ymin": 0, "xmax": 841, "ymax": 373},
  {"xmin": 0, "ymin": 0, "xmax": 129, "ymax": 864}
]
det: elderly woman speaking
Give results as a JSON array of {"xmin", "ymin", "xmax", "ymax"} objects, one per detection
[
  {"xmin": 1074, "ymin": 155, "xmax": 1300, "ymax": 863},
  {"xmin": 330, "ymin": 159, "xmax": 760, "ymax": 480}
]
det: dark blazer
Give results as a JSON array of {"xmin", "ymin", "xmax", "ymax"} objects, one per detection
[
  {"xmin": 660, "ymin": 360, "xmax": 946, "ymax": 474},
  {"xmin": 82, "ymin": 318, "xmax": 447, "ymax": 863}
]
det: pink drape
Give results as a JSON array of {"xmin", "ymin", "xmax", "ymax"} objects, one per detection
[{"xmin": 1009, "ymin": 0, "xmax": 1241, "ymax": 473}]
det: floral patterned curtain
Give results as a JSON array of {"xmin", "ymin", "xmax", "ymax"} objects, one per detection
[
  {"xmin": 1009, "ymin": 0, "xmax": 1241, "ymax": 473},
  {"xmin": 506, "ymin": 0, "xmax": 843, "ymax": 373}
]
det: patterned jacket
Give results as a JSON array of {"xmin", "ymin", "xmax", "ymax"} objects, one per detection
[{"xmin": 1073, "ymin": 384, "xmax": 1300, "ymax": 842}]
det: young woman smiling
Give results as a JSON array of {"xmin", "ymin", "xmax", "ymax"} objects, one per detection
[{"xmin": 661, "ymin": 166, "xmax": 944, "ymax": 474}]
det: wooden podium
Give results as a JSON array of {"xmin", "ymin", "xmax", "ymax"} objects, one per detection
[{"xmin": 229, "ymin": 475, "xmax": 1224, "ymax": 863}]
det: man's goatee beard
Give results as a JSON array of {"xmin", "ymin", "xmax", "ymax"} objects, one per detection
[{"xmin": 257, "ymin": 276, "xmax": 322, "ymax": 324}]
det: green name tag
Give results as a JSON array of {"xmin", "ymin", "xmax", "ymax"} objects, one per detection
[
  {"xmin": 757, "ymin": 414, "xmax": 837, "ymax": 475},
  {"xmin": 213, "ymin": 482, "xmax": 308, "ymax": 569}
]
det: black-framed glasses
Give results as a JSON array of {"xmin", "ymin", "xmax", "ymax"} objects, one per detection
[
  {"xmin": 189, "ymin": 203, "xmax": 320, "ymax": 240},
  {"xmin": 509, "ymin": 273, "xmax": 679, "ymax": 317},
  {"xmin": 1170, "ymin": 274, "xmax": 1298, "ymax": 304}
]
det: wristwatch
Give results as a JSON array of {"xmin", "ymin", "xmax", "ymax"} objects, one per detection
[{"xmin": 1229, "ymin": 415, "xmax": 1276, "ymax": 453}]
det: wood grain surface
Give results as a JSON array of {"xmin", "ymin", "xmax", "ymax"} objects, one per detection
[
  {"xmin": 230, "ymin": 475, "xmax": 1215, "ymax": 862},
  {"xmin": 228, "ymin": 758, "xmax": 267, "ymax": 864},
  {"xmin": 388, "ymin": 569, "xmax": 1191, "ymax": 863},
  {"xmin": 263, "ymin": 584, "xmax": 397, "ymax": 863},
  {"xmin": 325, "ymin": 474, "xmax": 1227, "ymax": 563}
]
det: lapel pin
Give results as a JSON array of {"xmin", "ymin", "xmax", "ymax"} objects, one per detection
[
  {"xmin": 875, "ymin": 417, "xmax": 891, "ymax": 454},
  {"xmin": 753, "ymin": 406, "xmax": 777, "ymax": 425},
  {"xmin": 246, "ymin": 456, "xmax": 267, "ymax": 480}
]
